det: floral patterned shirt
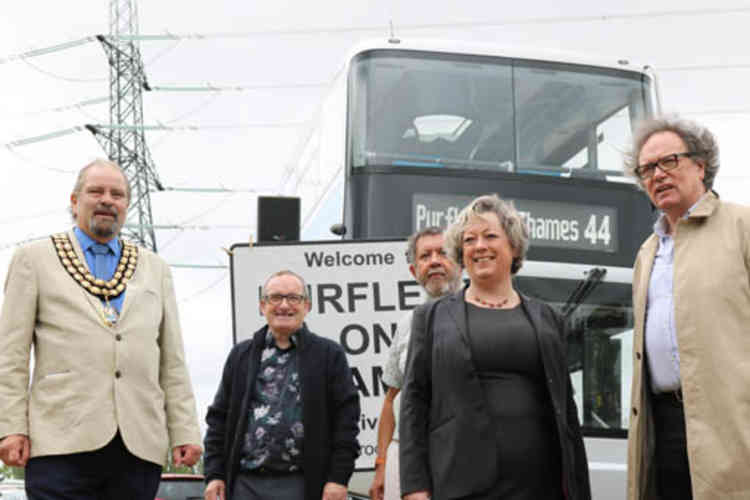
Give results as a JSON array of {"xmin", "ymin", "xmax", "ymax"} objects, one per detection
[{"xmin": 240, "ymin": 330, "xmax": 304, "ymax": 472}]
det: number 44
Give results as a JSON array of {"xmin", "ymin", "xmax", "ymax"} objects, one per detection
[{"xmin": 584, "ymin": 215, "xmax": 611, "ymax": 246}]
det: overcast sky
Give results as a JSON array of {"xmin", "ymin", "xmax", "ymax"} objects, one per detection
[{"xmin": 2, "ymin": 0, "xmax": 750, "ymax": 432}]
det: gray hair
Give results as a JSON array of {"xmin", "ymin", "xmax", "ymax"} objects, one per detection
[
  {"xmin": 405, "ymin": 226, "xmax": 444, "ymax": 264},
  {"xmin": 624, "ymin": 115, "xmax": 720, "ymax": 191},
  {"xmin": 444, "ymin": 194, "xmax": 529, "ymax": 275},
  {"xmin": 70, "ymin": 159, "xmax": 132, "ymax": 221},
  {"xmin": 262, "ymin": 270, "xmax": 310, "ymax": 300}
]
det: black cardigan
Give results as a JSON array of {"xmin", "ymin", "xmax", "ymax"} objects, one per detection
[
  {"xmin": 204, "ymin": 324, "xmax": 361, "ymax": 499},
  {"xmin": 400, "ymin": 290, "xmax": 591, "ymax": 500}
]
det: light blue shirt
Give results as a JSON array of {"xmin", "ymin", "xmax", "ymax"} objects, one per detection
[
  {"xmin": 73, "ymin": 226, "xmax": 126, "ymax": 313},
  {"xmin": 644, "ymin": 194, "xmax": 707, "ymax": 393}
]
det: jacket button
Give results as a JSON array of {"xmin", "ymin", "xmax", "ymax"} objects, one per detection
[
  {"xmin": 115, "ymin": 370, "xmax": 122, "ymax": 378},
  {"xmin": 632, "ymin": 407, "xmax": 638, "ymax": 416},
  {"xmin": 635, "ymin": 352, "xmax": 642, "ymax": 360},
  {"xmin": 115, "ymin": 334, "xmax": 122, "ymax": 341}
]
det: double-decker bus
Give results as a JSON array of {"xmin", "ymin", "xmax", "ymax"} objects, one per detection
[{"xmin": 281, "ymin": 38, "xmax": 659, "ymax": 499}]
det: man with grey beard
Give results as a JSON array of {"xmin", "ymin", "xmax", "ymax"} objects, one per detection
[
  {"xmin": 369, "ymin": 227, "xmax": 461, "ymax": 500},
  {"xmin": 0, "ymin": 159, "xmax": 202, "ymax": 500}
]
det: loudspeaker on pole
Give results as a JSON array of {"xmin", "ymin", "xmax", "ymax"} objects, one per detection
[{"xmin": 257, "ymin": 196, "xmax": 300, "ymax": 243}]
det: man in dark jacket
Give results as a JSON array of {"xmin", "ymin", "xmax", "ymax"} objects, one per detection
[{"xmin": 203, "ymin": 269, "xmax": 360, "ymax": 500}]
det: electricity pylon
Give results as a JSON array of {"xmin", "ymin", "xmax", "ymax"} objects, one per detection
[{"xmin": 87, "ymin": 0, "xmax": 162, "ymax": 251}]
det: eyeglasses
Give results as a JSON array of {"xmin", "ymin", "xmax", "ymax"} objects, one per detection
[
  {"xmin": 635, "ymin": 151, "xmax": 704, "ymax": 180},
  {"xmin": 262, "ymin": 293, "xmax": 306, "ymax": 305}
]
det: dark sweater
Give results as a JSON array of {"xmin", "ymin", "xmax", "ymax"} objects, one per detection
[{"xmin": 204, "ymin": 323, "xmax": 361, "ymax": 499}]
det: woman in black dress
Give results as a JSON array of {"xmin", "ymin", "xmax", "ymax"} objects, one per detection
[{"xmin": 400, "ymin": 194, "xmax": 590, "ymax": 500}]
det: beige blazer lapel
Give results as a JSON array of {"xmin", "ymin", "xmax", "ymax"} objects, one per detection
[
  {"xmin": 119, "ymin": 279, "xmax": 138, "ymax": 321},
  {"xmin": 118, "ymin": 240, "xmax": 145, "ymax": 321},
  {"xmin": 633, "ymin": 235, "xmax": 658, "ymax": 363}
]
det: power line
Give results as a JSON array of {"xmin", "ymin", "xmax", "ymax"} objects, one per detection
[
  {"xmin": 0, "ymin": 209, "xmax": 67, "ymax": 225},
  {"xmin": 0, "ymin": 32, "xmax": 177, "ymax": 66},
  {"xmin": 0, "ymin": 82, "xmax": 323, "ymax": 119},
  {"xmin": 0, "ymin": 235, "xmax": 49, "ymax": 252},
  {"xmin": 177, "ymin": 272, "xmax": 229, "ymax": 304},
  {"xmin": 149, "ymin": 82, "xmax": 327, "ymax": 92},
  {"xmin": 2, "ymin": 146, "xmax": 268, "ymax": 192},
  {"xmin": 91, "ymin": 122, "xmax": 307, "ymax": 130},
  {"xmin": 2, "ymin": 121, "xmax": 307, "ymax": 149},
  {"xmin": 0, "ymin": 96, "xmax": 109, "ymax": 117},
  {"xmin": 0, "ymin": 36, "xmax": 97, "ymax": 64},
  {"xmin": 0, "ymin": 235, "xmax": 231, "ymax": 272},
  {"xmin": 1, "ymin": 221, "xmax": 251, "ymax": 250},
  {"xmin": 3, "ymin": 147, "xmax": 79, "ymax": 174},
  {"xmin": 5, "ymin": 65, "xmax": 743, "ymax": 120},
  {"xmin": 2, "ymin": 6, "xmax": 748, "ymax": 66},
  {"xmin": 2, "ymin": 144, "xmax": 267, "ymax": 194},
  {"xmin": 4, "ymin": 126, "xmax": 85, "ymax": 148},
  {"xmin": 108, "ymin": 7, "xmax": 750, "ymax": 40},
  {"xmin": 8, "ymin": 39, "xmax": 182, "ymax": 85},
  {"xmin": 124, "ymin": 223, "xmax": 251, "ymax": 230},
  {"xmin": 177, "ymin": 193, "xmax": 243, "ymax": 223},
  {"xmin": 21, "ymin": 54, "xmax": 106, "ymax": 83},
  {"xmin": 141, "ymin": 38, "xmax": 182, "ymax": 68},
  {"xmin": 113, "ymin": 91, "xmax": 222, "ymax": 153},
  {"xmin": 659, "ymin": 63, "xmax": 750, "ymax": 72},
  {"xmin": 6, "ymin": 61, "xmax": 748, "ymax": 122},
  {"xmin": 158, "ymin": 92, "xmax": 221, "ymax": 124},
  {"xmin": 156, "ymin": 192, "xmax": 242, "ymax": 251},
  {"xmin": 162, "ymin": 186, "xmax": 262, "ymax": 193}
]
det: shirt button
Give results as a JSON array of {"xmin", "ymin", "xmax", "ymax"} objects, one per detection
[
  {"xmin": 632, "ymin": 407, "xmax": 638, "ymax": 416},
  {"xmin": 115, "ymin": 370, "xmax": 122, "ymax": 378},
  {"xmin": 115, "ymin": 334, "xmax": 122, "ymax": 341},
  {"xmin": 635, "ymin": 352, "xmax": 642, "ymax": 360}
]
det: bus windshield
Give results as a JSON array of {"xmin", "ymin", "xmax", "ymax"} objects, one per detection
[
  {"xmin": 517, "ymin": 273, "xmax": 634, "ymax": 434},
  {"xmin": 349, "ymin": 49, "xmax": 652, "ymax": 181}
]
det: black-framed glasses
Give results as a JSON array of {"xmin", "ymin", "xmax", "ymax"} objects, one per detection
[
  {"xmin": 262, "ymin": 293, "xmax": 306, "ymax": 305},
  {"xmin": 635, "ymin": 151, "xmax": 704, "ymax": 180}
]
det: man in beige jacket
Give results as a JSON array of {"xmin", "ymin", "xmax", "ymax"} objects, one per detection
[
  {"xmin": 625, "ymin": 116, "xmax": 750, "ymax": 499},
  {"xmin": 0, "ymin": 159, "xmax": 202, "ymax": 499}
]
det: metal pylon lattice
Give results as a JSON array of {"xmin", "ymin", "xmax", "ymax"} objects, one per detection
[{"xmin": 87, "ymin": 0, "xmax": 162, "ymax": 251}]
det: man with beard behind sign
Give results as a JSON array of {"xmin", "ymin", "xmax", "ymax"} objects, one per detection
[
  {"xmin": 369, "ymin": 227, "xmax": 462, "ymax": 500},
  {"xmin": 0, "ymin": 159, "xmax": 202, "ymax": 500}
]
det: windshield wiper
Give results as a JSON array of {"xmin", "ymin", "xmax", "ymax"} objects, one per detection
[{"xmin": 560, "ymin": 267, "xmax": 607, "ymax": 320}]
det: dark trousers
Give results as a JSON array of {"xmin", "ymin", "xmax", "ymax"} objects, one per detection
[
  {"xmin": 652, "ymin": 392, "xmax": 693, "ymax": 500},
  {"xmin": 232, "ymin": 470, "xmax": 305, "ymax": 500},
  {"xmin": 25, "ymin": 432, "xmax": 161, "ymax": 500}
]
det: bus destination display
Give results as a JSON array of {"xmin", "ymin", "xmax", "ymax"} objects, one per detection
[{"xmin": 413, "ymin": 193, "xmax": 618, "ymax": 253}]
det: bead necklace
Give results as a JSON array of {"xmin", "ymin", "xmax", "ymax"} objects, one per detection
[{"xmin": 472, "ymin": 294, "xmax": 511, "ymax": 309}]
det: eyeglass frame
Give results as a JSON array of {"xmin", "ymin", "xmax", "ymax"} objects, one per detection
[
  {"xmin": 635, "ymin": 151, "xmax": 706, "ymax": 180},
  {"xmin": 262, "ymin": 293, "xmax": 308, "ymax": 305}
]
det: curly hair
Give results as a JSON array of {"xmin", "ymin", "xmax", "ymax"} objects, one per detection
[
  {"xmin": 624, "ymin": 115, "xmax": 720, "ymax": 191},
  {"xmin": 444, "ymin": 194, "xmax": 529, "ymax": 275}
]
